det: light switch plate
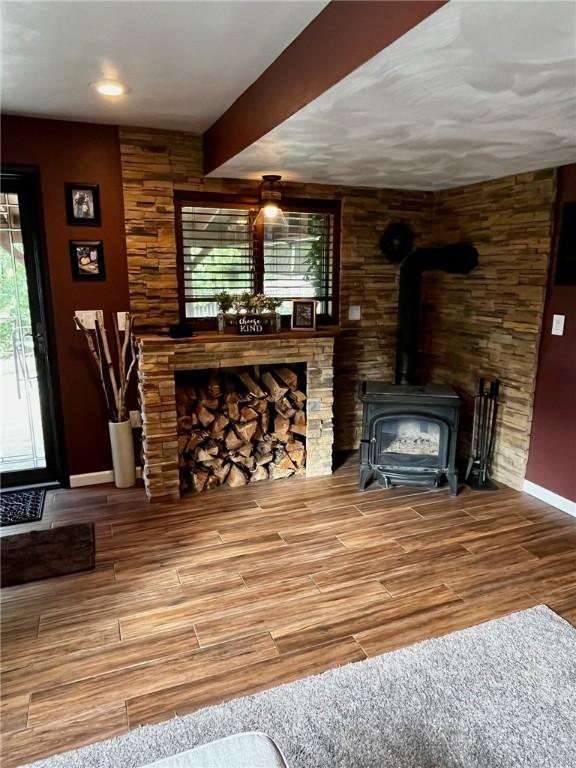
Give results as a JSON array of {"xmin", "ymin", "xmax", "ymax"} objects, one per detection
[
  {"xmin": 74, "ymin": 310, "xmax": 103, "ymax": 330},
  {"xmin": 348, "ymin": 305, "xmax": 362, "ymax": 321},
  {"xmin": 551, "ymin": 314, "xmax": 565, "ymax": 336}
]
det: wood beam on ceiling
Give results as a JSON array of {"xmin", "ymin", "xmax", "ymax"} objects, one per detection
[{"xmin": 203, "ymin": 0, "xmax": 447, "ymax": 175}]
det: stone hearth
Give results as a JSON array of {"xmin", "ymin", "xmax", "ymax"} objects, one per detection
[{"xmin": 138, "ymin": 333, "xmax": 335, "ymax": 502}]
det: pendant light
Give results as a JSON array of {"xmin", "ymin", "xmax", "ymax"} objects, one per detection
[{"xmin": 254, "ymin": 174, "xmax": 288, "ymax": 230}]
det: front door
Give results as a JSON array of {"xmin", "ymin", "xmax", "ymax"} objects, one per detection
[{"xmin": 1, "ymin": 167, "xmax": 65, "ymax": 487}]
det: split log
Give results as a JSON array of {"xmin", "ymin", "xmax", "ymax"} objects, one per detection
[
  {"xmin": 213, "ymin": 462, "xmax": 231, "ymax": 484},
  {"xmin": 290, "ymin": 410, "xmax": 307, "ymax": 437},
  {"xmin": 227, "ymin": 464, "xmax": 248, "ymax": 487},
  {"xmin": 252, "ymin": 399, "xmax": 269, "ymax": 414},
  {"xmin": 205, "ymin": 474, "xmax": 219, "ymax": 491},
  {"xmin": 252, "ymin": 465, "xmax": 269, "ymax": 482},
  {"xmin": 237, "ymin": 371, "xmax": 266, "ymax": 398},
  {"xmin": 261, "ymin": 372, "xmax": 288, "ymax": 402},
  {"xmin": 211, "ymin": 413, "xmax": 229, "ymax": 437},
  {"xmin": 275, "ymin": 367, "xmax": 298, "ymax": 390},
  {"xmin": 196, "ymin": 403, "xmax": 216, "ymax": 427},
  {"xmin": 239, "ymin": 406, "xmax": 259, "ymax": 422},
  {"xmin": 231, "ymin": 453, "xmax": 256, "ymax": 471},
  {"xmin": 226, "ymin": 401, "xmax": 240, "ymax": 421},
  {"xmin": 225, "ymin": 428, "xmax": 244, "ymax": 452},
  {"xmin": 287, "ymin": 389, "xmax": 307, "ymax": 410},
  {"xmin": 275, "ymin": 397, "xmax": 296, "ymax": 419},
  {"xmin": 274, "ymin": 413, "xmax": 290, "ymax": 441},
  {"xmin": 192, "ymin": 467, "xmax": 210, "ymax": 493},
  {"xmin": 177, "ymin": 416, "xmax": 196, "ymax": 432},
  {"xmin": 286, "ymin": 439, "xmax": 306, "ymax": 468},
  {"xmin": 236, "ymin": 442, "xmax": 253, "ymax": 458},
  {"xmin": 235, "ymin": 420, "xmax": 258, "ymax": 443},
  {"xmin": 207, "ymin": 374, "xmax": 222, "ymax": 399}
]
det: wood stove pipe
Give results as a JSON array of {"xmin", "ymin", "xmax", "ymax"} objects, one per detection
[{"xmin": 395, "ymin": 243, "xmax": 478, "ymax": 385}]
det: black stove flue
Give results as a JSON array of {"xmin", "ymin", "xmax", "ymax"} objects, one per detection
[{"xmin": 358, "ymin": 233, "xmax": 477, "ymax": 495}]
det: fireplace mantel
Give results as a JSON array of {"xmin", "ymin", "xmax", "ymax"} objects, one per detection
[{"xmin": 138, "ymin": 333, "xmax": 335, "ymax": 501}]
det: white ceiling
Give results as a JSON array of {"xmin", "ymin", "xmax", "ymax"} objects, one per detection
[
  {"xmin": 212, "ymin": 0, "xmax": 576, "ymax": 190},
  {"xmin": 1, "ymin": 0, "xmax": 328, "ymax": 133}
]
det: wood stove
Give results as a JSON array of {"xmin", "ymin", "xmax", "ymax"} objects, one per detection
[
  {"xmin": 358, "ymin": 230, "xmax": 477, "ymax": 496},
  {"xmin": 359, "ymin": 383, "xmax": 460, "ymax": 494}
]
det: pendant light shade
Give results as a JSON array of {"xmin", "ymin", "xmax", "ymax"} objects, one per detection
[{"xmin": 254, "ymin": 174, "xmax": 288, "ymax": 229}]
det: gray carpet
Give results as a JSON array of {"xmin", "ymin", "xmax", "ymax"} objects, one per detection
[{"xmin": 26, "ymin": 605, "xmax": 576, "ymax": 768}]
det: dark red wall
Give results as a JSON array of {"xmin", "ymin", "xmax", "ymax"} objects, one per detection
[
  {"xmin": 1, "ymin": 116, "xmax": 129, "ymax": 476},
  {"xmin": 525, "ymin": 165, "xmax": 576, "ymax": 501}
]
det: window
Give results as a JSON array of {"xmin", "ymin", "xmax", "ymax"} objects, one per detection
[{"xmin": 176, "ymin": 193, "xmax": 339, "ymax": 325}]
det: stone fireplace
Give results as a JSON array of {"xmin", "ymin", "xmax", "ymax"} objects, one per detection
[{"xmin": 138, "ymin": 333, "xmax": 335, "ymax": 502}]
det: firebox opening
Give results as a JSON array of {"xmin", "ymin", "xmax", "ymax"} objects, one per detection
[{"xmin": 175, "ymin": 363, "xmax": 307, "ymax": 495}]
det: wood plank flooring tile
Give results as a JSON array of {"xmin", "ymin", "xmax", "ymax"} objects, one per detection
[
  {"xmin": 273, "ymin": 584, "xmax": 460, "ymax": 655},
  {"xmin": 119, "ymin": 577, "xmax": 317, "ymax": 641},
  {"xmin": 2, "ymin": 627, "xmax": 199, "ymax": 697},
  {"xmin": 27, "ymin": 633, "xmax": 278, "ymax": 727},
  {"xmin": 1, "ymin": 619, "xmax": 121, "ymax": 675},
  {"xmin": 310, "ymin": 544, "xmax": 468, "ymax": 592},
  {"xmin": 397, "ymin": 514, "xmax": 533, "ymax": 552},
  {"xmin": 381, "ymin": 545, "xmax": 539, "ymax": 597},
  {"xmin": 127, "ymin": 636, "xmax": 366, "ymax": 728},
  {"xmin": 0, "ymin": 693, "xmax": 29, "ymax": 734},
  {"xmin": 356, "ymin": 587, "xmax": 539, "ymax": 657},
  {"xmin": 1, "ymin": 704, "xmax": 128, "ymax": 768},
  {"xmin": 194, "ymin": 581, "xmax": 390, "ymax": 647},
  {"xmin": 463, "ymin": 520, "xmax": 576, "ymax": 554},
  {"xmin": 522, "ymin": 531, "xmax": 576, "ymax": 558}
]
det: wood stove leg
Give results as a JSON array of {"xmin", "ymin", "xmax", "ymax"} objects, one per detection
[
  {"xmin": 448, "ymin": 471, "xmax": 459, "ymax": 496},
  {"xmin": 358, "ymin": 466, "xmax": 373, "ymax": 490}
]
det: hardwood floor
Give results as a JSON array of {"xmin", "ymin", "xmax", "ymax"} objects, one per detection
[{"xmin": 1, "ymin": 454, "xmax": 575, "ymax": 767}]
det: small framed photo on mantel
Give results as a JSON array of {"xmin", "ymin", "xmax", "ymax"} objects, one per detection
[
  {"xmin": 291, "ymin": 300, "xmax": 316, "ymax": 331},
  {"xmin": 65, "ymin": 183, "xmax": 101, "ymax": 226},
  {"xmin": 70, "ymin": 240, "xmax": 106, "ymax": 281}
]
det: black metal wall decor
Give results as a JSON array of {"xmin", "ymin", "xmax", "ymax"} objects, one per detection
[
  {"xmin": 465, "ymin": 378, "xmax": 500, "ymax": 491},
  {"xmin": 380, "ymin": 222, "xmax": 414, "ymax": 264}
]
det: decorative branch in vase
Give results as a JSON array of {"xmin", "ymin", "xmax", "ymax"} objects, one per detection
[{"xmin": 74, "ymin": 311, "xmax": 138, "ymax": 487}]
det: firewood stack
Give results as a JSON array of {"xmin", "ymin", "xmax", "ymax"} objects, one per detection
[{"xmin": 177, "ymin": 366, "xmax": 307, "ymax": 493}]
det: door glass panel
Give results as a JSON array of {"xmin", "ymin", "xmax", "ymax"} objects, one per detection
[
  {"xmin": 0, "ymin": 192, "xmax": 46, "ymax": 471},
  {"xmin": 377, "ymin": 417, "xmax": 441, "ymax": 468}
]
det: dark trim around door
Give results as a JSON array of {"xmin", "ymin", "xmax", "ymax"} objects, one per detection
[{"xmin": 1, "ymin": 164, "xmax": 69, "ymax": 488}]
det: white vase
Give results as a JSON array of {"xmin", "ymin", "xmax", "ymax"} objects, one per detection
[{"xmin": 109, "ymin": 419, "xmax": 136, "ymax": 488}]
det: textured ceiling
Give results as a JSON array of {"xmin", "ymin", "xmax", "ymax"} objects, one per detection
[
  {"xmin": 212, "ymin": 0, "xmax": 576, "ymax": 190},
  {"xmin": 1, "ymin": 0, "xmax": 328, "ymax": 132}
]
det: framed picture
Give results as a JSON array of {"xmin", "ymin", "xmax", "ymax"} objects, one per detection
[
  {"xmin": 70, "ymin": 240, "xmax": 106, "ymax": 281},
  {"xmin": 65, "ymin": 183, "xmax": 101, "ymax": 226},
  {"xmin": 291, "ymin": 299, "xmax": 316, "ymax": 330}
]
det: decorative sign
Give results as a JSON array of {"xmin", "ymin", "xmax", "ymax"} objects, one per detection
[{"xmin": 237, "ymin": 314, "xmax": 266, "ymax": 335}]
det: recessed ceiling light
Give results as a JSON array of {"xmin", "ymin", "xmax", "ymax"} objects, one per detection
[{"xmin": 91, "ymin": 81, "xmax": 130, "ymax": 97}]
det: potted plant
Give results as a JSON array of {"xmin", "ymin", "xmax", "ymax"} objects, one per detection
[{"xmin": 74, "ymin": 312, "xmax": 138, "ymax": 488}]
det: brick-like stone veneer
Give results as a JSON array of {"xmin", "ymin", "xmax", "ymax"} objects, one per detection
[
  {"xmin": 138, "ymin": 333, "xmax": 335, "ymax": 502},
  {"xmin": 120, "ymin": 126, "xmax": 557, "ymax": 491}
]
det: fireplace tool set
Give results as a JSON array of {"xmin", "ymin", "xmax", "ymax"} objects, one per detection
[{"xmin": 465, "ymin": 378, "xmax": 500, "ymax": 490}]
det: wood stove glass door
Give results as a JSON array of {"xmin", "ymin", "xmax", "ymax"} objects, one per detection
[{"xmin": 372, "ymin": 415, "xmax": 448, "ymax": 469}]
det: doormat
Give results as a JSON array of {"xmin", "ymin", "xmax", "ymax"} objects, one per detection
[
  {"xmin": 0, "ymin": 489, "xmax": 45, "ymax": 527},
  {"xmin": 1, "ymin": 522, "xmax": 95, "ymax": 587}
]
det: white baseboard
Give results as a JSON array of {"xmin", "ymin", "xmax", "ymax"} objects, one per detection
[
  {"xmin": 523, "ymin": 480, "xmax": 576, "ymax": 517},
  {"xmin": 70, "ymin": 467, "xmax": 142, "ymax": 488}
]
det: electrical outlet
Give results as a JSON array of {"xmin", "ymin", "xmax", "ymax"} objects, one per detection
[
  {"xmin": 117, "ymin": 311, "xmax": 128, "ymax": 331},
  {"xmin": 74, "ymin": 310, "xmax": 103, "ymax": 330},
  {"xmin": 348, "ymin": 305, "xmax": 362, "ymax": 321},
  {"xmin": 551, "ymin": 314, "xmax": 565, "ymax": 336},
  {"xmin": 129, "ymin": 410, "xmax": 143, "ymax": 429}
]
